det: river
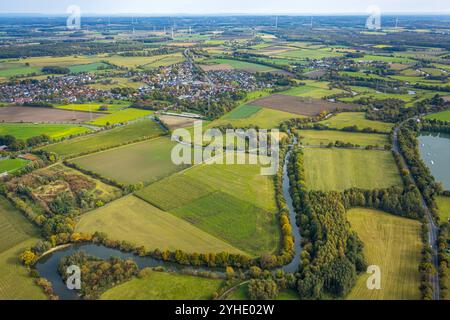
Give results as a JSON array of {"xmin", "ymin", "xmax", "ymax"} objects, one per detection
[{"xmin": 34, "ymin": 141, "xmax": 302, "ymax": 300}]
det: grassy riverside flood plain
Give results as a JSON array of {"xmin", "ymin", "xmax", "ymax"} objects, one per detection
[
  {"xmin": 88, "ymin": 108, "xmax": 154, "ymax": 126},
  {"xmin": 0, "ymin": 123, "xmax": 90, "ymax": 140},
  {"xmin": 136, "ymin": 154, "xmax": 280, "ymax": 257},
  {"xmin": 101, "ymin": 271, "xmax": 224, "ymax": 300},
  {"xmin": 76, "ymin": 195, "xmax": 244, "ymax": 254},
  {"xmin": 347, "ymin": 208, "xmax": 422, "ymax": 300},
  {"xmin": 303, "ymin": 148, "xmax": 403, "ymax": 191},
  {"xmin": 70, "ymin": 137, "xmax": 186, "ymax": 185},
  {"xmin": 208, "ymin": 104, "xmax": 304, "ymax": 129},
  {"xmin": 299, "ymin": 130, "xmax": 389, "ymax": 147},
  {"xmin": 319, "ymin": 112, "xmax": 394, "ymax": 133},
  {"xmin": 41, "ymin": 119, "xmax": 165, "ymax": 157},
  {"xmin": 0, "ymin": 196, "xmax": 46, "ymax": 300}
]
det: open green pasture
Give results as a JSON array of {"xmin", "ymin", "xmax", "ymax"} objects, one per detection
[
  {"xmin": 101, "ymin": 271, "xmax": 223, "ymax": 300},
  {"xmin": 303, "ymin": 148, "xmax": 402, "ymax": 191},
  {"xmin": 70, "ymin": 137, "xmax": 185, "ymax": 185},
  {"xmin": 319, "ymin": 112, "xmax": 394, "ymax": 133}
]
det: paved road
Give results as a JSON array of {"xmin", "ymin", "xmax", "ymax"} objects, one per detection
[{"xmin": 393, "ymin": 124, "xmax": 440, "ymax": 300}]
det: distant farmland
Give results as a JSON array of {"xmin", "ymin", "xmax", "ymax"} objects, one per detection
[
  {"xmin": 303, "ymin": 148, "xmax": 402, "ymax": 191},
  {"xmin": 41, "ymin": 119, "xmax": 164, "ymax": 157},
  {"xmin": 248, "ymin": 94, "xmax": 357, "ymax": 116}
]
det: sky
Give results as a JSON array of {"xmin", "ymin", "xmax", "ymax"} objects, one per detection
[{"xmin": 0, "ymin": 0, "xmax": 449, "ymax": 15}]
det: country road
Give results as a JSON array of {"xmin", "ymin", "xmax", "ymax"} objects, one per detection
[{"xmin": 392, "ymin": 124, "xmax": 440, "ymax": 300}]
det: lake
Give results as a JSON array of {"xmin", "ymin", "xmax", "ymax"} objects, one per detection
[{"xmin": 418, "ymin": 132, "xmax": 450, "ymax": 190}]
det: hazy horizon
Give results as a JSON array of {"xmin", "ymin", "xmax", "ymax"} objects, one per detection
[{"xmin": 0, "ymin": 0, "xmax": 449, "ymax": 15}]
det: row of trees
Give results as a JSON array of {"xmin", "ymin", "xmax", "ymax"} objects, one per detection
[
  {"xmin": 437, "ymin": 223, "xmax": 449, "ymax": 299},
  {"xmin": 419, "ymin": 223, "xmax": 434, "ymax": 299},
  {"xmin": 0, "ymin": 134, "xmax": 51, "ymax": 151},
  {"xmin": 397, "ymin": 119, "xmax": 442, "ymax": 218}
]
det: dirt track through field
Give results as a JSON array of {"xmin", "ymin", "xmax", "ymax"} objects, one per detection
[
  {"xmin": 249, "ymin": 94, "xmax": 357, "ymax": 116},
  {"xmin": 0, "ymin": 106, "xmax": 103, "ymax": 123}
]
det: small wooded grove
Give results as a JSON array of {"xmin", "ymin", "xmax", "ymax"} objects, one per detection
[{"xmin": 58, "ymin": 251, "xmax": 138, "ymax": 299}]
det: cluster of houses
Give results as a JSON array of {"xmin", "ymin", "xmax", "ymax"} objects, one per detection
[{"xmin": 0, "ymin": 74, "xmax": 124, "ymax": 104}]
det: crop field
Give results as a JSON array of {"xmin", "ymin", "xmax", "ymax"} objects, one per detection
[
  {"xmin": 206, "ymin": 59, "xmax": 278, "ymax": 73},
  {"xmin": 424, "ymin": 110, "xmax": 450, "ymax": 122},
  {"xmin": 319, "ymin": 112, "xmax": 394, "ymax": 133},
  {"xmin": 76, "ymin": 195, "xmax": 244, "ymax": 254},
  {"xmin": 347, "ymin": 208, "xmax": 421, "ymax": 300},
  {"xmin": 276, "ymin": 47, "xmax": 341, "ymax": 60},
  {"xmin": 0, "ymin": 196, "xmax": 46, "ymax": 300},
  {"xmin": 0, "ymin": 123, "xmax": 90, "ymax": 140},
  {"xmin": 101, "ymin": 271, "xmax": 223, "ymax": 300},
  {"xmin": 299, "ymin": 130, "xmax": 389, "ymax": 147},
  {"xmin": 89, "ymin": 108, "xmax": 153, "ymax": 126},
  {"xmin": 0, "ymin": 158, "xmax": 29, "ymax": 174},
  {"xmin": 248, "ymin": 94, "xmax": 357, "ymax": 116},
  {"xmin": 436, "ymin": 196, "xmax": 450, "ymax": 221},
  {"xmin": 17, "ymin": 55, "xmax": 102, "ymax": 68},
  {"xmin": 209, "ymin": 104, "xmax": 303, "ymax": 129},
  {"xmin": 105, "ymin": 53, "xmax": 184, "ymax": 69},
  {"xmin": 68, "ymin": 62, "xmax": 110, "ymax": 73},
  {"xmin": 0, "ymin": 106, "xmax": 104, "ymax": 123},
  {"xmin": 55, "ymin": 102, "xmax": 129, "ymax": 113},
  {"xmin": 70, "ymin": 137, "xmax": 186, "ymax": 185},
  {"xmin": 136, "ymin": 156, "xmax": 280, "ymax": 256},
  {"xmin": 41, "ymin": 119, "xmax": 164, "ymax": 157},
  {"xmin": 159, "ymin": 115, "xmax": 199, "ymax": 130},
  {"xmin": 0, "ymin": 62, "xmax": 41, "ymax": 78},
  {"xmin": 281, "ymin": 84, "xmax": 345, "ymax": 99},
  {"xmin": 303, "ymin": 148, "xmax": 402, "ymax": 191}
]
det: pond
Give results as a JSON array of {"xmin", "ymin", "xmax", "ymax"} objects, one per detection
[{"xmin": 418, "ymin": 132, "xmax": 450, "ymax": 190}]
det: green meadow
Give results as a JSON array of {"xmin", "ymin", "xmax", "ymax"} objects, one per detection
[{"xmin": 303, "ymin": 148, "xmax": 402, "ymax": 191}]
